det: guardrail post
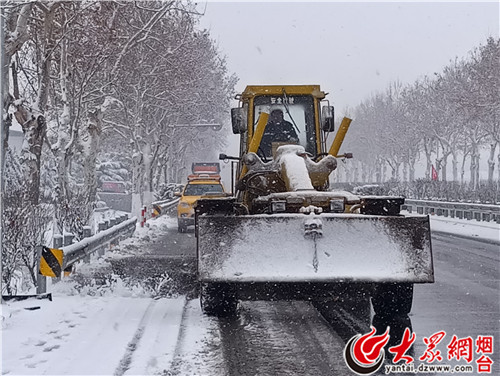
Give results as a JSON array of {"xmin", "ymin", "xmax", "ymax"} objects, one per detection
[
  {"xmin": 52, "ymin": 236, "xmax": 64, "ymax": 283},
  {"xmin": 450, "ymin": 209, "xmax": 455, "ymax": 218},
  {"xmin": 417, "ymin": 206, "xmax": 423, "ymax": 214},
  {"xmin": 53, "ymin": 235, "xmax": 63, "ymax": 248},
  {"xmin": 83, "ymin": 226, "xmax": 92, "ymax": 238},
  {"xmin": 109, "ymin": 217, "xmax": 117, "ymax": 227},
  {"xmin": 474, "ymin": 212, "xmax": 481, "ymax": 221},
  {"xmin": 456, "ymin": 210, "xmax": 463, "ymax": 219},
  {"xmin": 496, "ymin": 214, "xmax": 500, "ymax": 224},
  {"xmin": 98, "ymin": 245, "xmax": 105, "ymax": 257},
  {"xmin": 36, "ymin": 245, "xmax": 46, "ymax": 294},
  {"xmin": 64, "ymin": 233, "xmax": 75, "ymax": 246},
  {"xmin": 465, "ymin": 211, "xmax": 472, "ymax": 220},
  {"xmin": 98, "ymin": 221, "xmax": 106, "ymax": 232}
]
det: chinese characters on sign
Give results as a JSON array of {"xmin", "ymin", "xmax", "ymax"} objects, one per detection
[{"xmin": 344, "ymin": 327, "xmax": 495, "ymax": 374}]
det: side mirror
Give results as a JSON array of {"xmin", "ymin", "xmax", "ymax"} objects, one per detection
[
  {"xmin": 231, "ymin": 107, "xmax": 247, "ymax": 134},
  {"xmin": 219, "ymin": 153, "xmax": 240, "ymax": 161},
  {"xmin": 321, "ymin": 106, "xmax": 335, "ymax": 132}
]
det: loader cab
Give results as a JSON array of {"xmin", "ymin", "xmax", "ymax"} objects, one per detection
[
  {"xmin": 253, "ymin": 95, "xmax": 316, "ymax": 159},
  {"xmin": 231, "ymin": 85, "xmax": 335, "ymax": 162}
]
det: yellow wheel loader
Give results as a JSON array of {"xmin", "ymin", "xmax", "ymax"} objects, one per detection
[{"xmin": 195, "ymin": 85, "xmax": 434, "ymax": 327}]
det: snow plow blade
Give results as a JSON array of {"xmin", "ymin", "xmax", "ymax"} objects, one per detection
[{"xmin": 197, "ymin": 214, "xmax": 433, "ymax": 283}]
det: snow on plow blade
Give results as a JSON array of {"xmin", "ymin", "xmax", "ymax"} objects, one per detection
[{"xmin": 197, "ymin": 214, "xmax": 433, "ymax": 283}]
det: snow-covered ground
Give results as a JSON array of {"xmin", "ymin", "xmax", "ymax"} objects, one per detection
[
  {"xmin": 1, "ymin": 213, "xmax": 498, "ymax": 375},
  {"xmin": 428, "ymin": 214, "xmax": 500, "ymax": 244}
]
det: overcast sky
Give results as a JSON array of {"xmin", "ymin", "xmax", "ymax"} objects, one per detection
[{"xmin": 197, "ymin": 1, "xmax": 499, "ymax": 113}]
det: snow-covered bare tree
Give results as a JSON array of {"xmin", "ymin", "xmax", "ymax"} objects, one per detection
[
  {"xmin": 1, "ymin": 1, "xmax": 33, "ymax": 169},
  {"xmin": 99, "ymin": 2, "xmax": 235, "ymax": 217}
]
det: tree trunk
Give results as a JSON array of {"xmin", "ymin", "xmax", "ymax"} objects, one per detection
[
  {"xmin": 2, "ymin": 3, "xmax": 34, "ymax": 168},
  {"xmin": 361, "ymin": 163, "xmax": 367, "ymax": 183},
  {"xmin": 142, "ymin": 143, "xmax": 153, "ymax": 210},
  {"xmin": 375, "ymin": 160, "xmax": 381, "ymax": 183},
  {"xmin": 402, "ymin": 162, "xmax": 408, "ymax": 182},
  {"xmin": 352, "ymin": 160, "xmax": 359, "ymax": 183},
  {"xmin": 487, "ymin": 142, "xmax": 497, "ymax": 184},
  {"xmin": 15, "ymin": 112, "xmax": 46, "ymax": 205},
  {"xmin": 497, "ymin": 153, "xmax": 500, "ymax": 192},
  {"xmin": 55, "ymin": 38, "xmax": 71, "ymax": 232},
  {"xmin": 470, "ymin": 143, "xmax": 480, "ymax": 190},
  {"xmin": 382, "ymin": 163, "xmax": 387, "ymax": 182},
  {"xmin": 441, "ymin": 154, "xmax": 448, "ymax": 182},
  {"xmin": 131, "ymin": 151, "xmax": 143, "ymax": 218},
  {"xmin": 13, "ymin": 4, "xmax": 58, "ymax": 205},
  {"xmin": 423, "ymin": 141, "xmax": 433, "ymax": 180},
  {"xmin": 451, "ymin": 150, "xmax": 458, "ymax": 182},
  {"xmin": 460, "ymin": 153, "xmax": 468, "ymax": 186},
  {"xmin": 82, "ymin": 110, "xmax": 101, "ymax": 206}
]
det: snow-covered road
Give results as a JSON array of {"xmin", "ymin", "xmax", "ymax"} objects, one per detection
[
  {"xmin": 2, "ymin": 214, "xmax": 498, "ymax": 375},
  {"xmin": 2, "ymin": 295, "xmax": 225, "ymax": 375},
  {"xmin": 2, "ymin": 216, "xmax": 224, "ymax": 375}
]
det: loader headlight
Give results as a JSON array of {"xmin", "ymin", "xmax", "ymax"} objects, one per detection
[
  {"xmin": 271, "ymin": 200, "xmax": 286, "ymax": 213},
  {"xmin": 329, "ymin": 199, "xmax": 345, "ymax": 213}
]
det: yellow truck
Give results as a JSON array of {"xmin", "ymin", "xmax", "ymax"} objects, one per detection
[{"xmin": 176, "ymin": 163, "xmax": 225, "ymax": 232}]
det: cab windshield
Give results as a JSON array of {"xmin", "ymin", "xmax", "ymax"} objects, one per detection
[
  {"xmin": 184, "ymin": 184, "xmax": 224, "ymax": 196},
  {"xmin": 253, "ymin": 95, "xmax": 316, "ymax": 158}
]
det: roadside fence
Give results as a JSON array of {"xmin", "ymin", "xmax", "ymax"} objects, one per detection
[
  {"xmin": 36, "ymin": 198, "xmax": 180, "ymax": 294},
  {"xmin": 403, "ymin": 199, "xmax": 500, "ymax": 224}
]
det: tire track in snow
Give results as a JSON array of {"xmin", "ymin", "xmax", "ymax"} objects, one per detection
[
  {"xmin": 113, "ymin": 300, "xmax": 157, "ymax": 376},
  {"xmin": 219, "ymin": 301, "xmax": 350, "ymax": 375},
  {"xmin": 169, "ymin": 299, "xmax": 226, "ymax": 375},
  {"xmin": 169, "ymin": 296, "xmax": 190, "ymax": 367}
]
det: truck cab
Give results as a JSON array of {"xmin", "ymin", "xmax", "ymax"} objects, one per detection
[{"xmin": 176, "ymin": 163, "xmax": 226, "ymax": 232}]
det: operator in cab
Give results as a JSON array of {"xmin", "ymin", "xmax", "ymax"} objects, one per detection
[{"xmin": 260, "ymin": 108, "xmax": 299, "ymax": 158}]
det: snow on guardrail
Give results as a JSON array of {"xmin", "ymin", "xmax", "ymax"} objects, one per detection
[{"xmin": 36, "ymin": 198, "xmax": 180, "ymax": 294}]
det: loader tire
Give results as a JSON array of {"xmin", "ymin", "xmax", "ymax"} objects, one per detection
[
  {"xmin": 371, "ymin": 283, "xmax": 413, "ymax": 348},
  {"xmin": 371, "ymin": 282, "xmax": 413, "ymax": 318},
  {"xmin": 200, "ymin": 283, "xmax": 237, "ymax": 317}
]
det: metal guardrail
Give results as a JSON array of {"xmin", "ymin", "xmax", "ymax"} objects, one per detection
[
  {"xmin": 36, "ymin": 216, "xmax": 137, "ymax": 294},
  {"xmin": 61, "ymin": 198, "xmax": 179, "ymax": 269},
  {"xmin": 62, "ymin": 217, "xmax": 137, "ymax": 269},
  {"xmin": 62, "ymin": 198, "xmax": 178, "ymax": 269},
  {"xmin": 153, "ymin": 197, "xmax": 179, "ymax": 215},
  {"xmin": 36, "ymin": 198, "xmax": 180, "ymax": 294},
  {"xmin": 403, "ymin": 199, "xmax": 500, "ymax": 224}
]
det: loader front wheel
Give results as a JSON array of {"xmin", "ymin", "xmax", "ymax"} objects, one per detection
[
  {"xmin": 371, "ymin": 283, "xmax": 413, "ymax": 317},
  {"xmin": 200, "ymin": 283, "xmax": 238, "ymax": 317},
  {"xmin": 371, "ymin": 283, "xmax": 413, "ymax": 348},
  {"xmin": 177, "ymin": 221, "xmax": 186, "ymax": 233}
]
